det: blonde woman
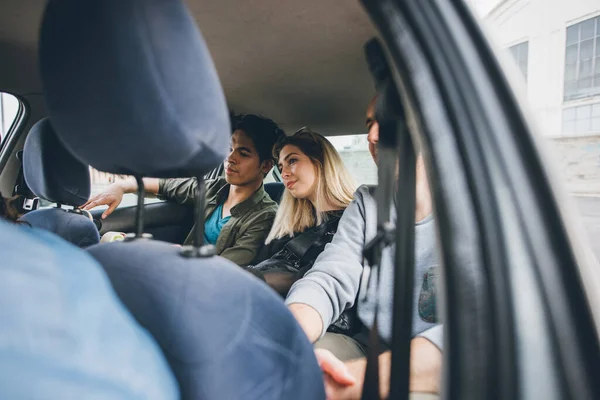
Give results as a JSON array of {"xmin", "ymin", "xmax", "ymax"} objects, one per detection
[{"xmin": 248, "ymin": 128, "xmax": 357, "ymax": 301}]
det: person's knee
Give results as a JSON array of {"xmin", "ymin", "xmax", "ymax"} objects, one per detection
[{"xmin": 410, "ymin": 337, "xmax": 442, "ymax": 393}]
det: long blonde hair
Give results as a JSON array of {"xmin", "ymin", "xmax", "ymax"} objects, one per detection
[{"xmin": 266, "ymin": 128, "xmax": 357, "ymax": 242}]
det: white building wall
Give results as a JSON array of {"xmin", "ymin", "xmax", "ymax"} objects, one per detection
[
  {"xmin": 483, "ymin": 0, "xmax": 600, "ymax": 193},
  {"xmin": 0, "ymin": 92, "xmax": 20, "ymax": 139},
  {"xmin": 485, "ymin": 0, "xmax": 600, "ymax": 137}
]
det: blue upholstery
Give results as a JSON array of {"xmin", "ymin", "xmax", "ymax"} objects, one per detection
[
  {"xmin": 87, "ymin": 241, "xmax": 325, "ymax": 400},
  {"xmin": 39, "ymin": 0, "xmax": 230, "ymax": 178},
  {"xmin": 20, "ymin": 208, "xmax": 100, "ymax": 248},
  {"xmin": 264, "ymin": 182, "xmax": 285, "ymax": 204},
  {"xmin": 0, "ymin": 219, "xmax": 179, "ymax": 399},
  {"xmin": 23, "ymin": 118, "xmax": 90, "ymax": 207},
  {"xmin": 20, "ymin": 118, "xmax": 99, "ymax": 248}
]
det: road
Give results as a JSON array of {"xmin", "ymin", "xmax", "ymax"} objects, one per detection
[{"xmin": 574, "ymin": 197, "xmax": 600, "ymax": 263}]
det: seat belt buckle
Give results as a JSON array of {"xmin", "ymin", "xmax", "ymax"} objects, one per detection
[{"xmin": 22, "ymin": 197, "xmax": 39, "ymax": 211}]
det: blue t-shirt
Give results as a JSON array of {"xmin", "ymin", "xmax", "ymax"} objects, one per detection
[{"xmin": 204, "ymin": 204, "xmax": 231, "ymax": 245}]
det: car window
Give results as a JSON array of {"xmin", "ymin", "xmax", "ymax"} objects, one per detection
[
  {"xmin": 465, "ymin": 1, "xmax": 600, "ymax": 263},
  {"xmin": 90, "ymin": 168, "xmax": 163, "ymax": 208},
  {"xmin": 328, "ymin": 134, "xmax": 378, "ymax": 186},
  {"xmin": 0, "ymin": 92, "xmax": 21, "ymax": 146}
]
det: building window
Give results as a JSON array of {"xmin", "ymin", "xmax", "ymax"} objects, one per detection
[
  {"xmin": 509, "ymin": 41, "xmax": 529, "ymax": 81},
  {"xmin": 562, "ymin": 103, "xmax": 600, "ymax": 135},
  {"xmin": 564, "ymin": 16, "xmax": 600, "ymax": 101}
]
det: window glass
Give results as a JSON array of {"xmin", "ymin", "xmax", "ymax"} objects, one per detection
[
  {"xmin": 465, "ymin": 2, "xmax": 600, "ymax": 264},
  {"xmin": 89, "ymin": 168, "xmax": 163, "ymax": 209},
  {"xmin": 327, "ymin": 134, "xmax": 377, "ymax": 186},
  {"xmin": 88, "ymin": 165, "xmax": 277, "ymax": 210},
  {"xmin": 508, "ymin": 41, "xmax": 529, "ymax": 81},
  {"xmin": 0, "ymin": 92, "xmax": 20, "ymax": 146},
  {"xmin": 562, "ymin": 16, "xmax": 600, "ymax": 100}
]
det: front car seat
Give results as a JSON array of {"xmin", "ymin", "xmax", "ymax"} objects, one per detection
[
  {"xmin": 19, "ymin": 118, "xmax": 99, "ymax": 247},
  {"xmin": 0, "ymin": 219, "xmax": 179, "ymax": 399}
]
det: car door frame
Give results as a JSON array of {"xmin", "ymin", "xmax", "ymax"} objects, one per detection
[{"xmin": 361, "ymin": 0, "xmax": 600, "ymax": 398}]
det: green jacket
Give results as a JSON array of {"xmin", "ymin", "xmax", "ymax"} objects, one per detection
[{"xmin": 157, "ymin": 177, "xmax": 278, "ymax": 266}]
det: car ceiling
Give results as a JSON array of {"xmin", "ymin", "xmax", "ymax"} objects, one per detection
[{"xmin": 0, "ymin": 0, "xmax": 377, "ymax": 136}]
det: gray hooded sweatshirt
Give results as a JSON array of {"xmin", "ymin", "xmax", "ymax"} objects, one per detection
[{"xmin": 285, "ymin": 185, "xmax": 443, "ymax": 349}]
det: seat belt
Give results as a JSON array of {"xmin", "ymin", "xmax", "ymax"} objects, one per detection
[
  {"xmin": 362, "ymin": 38, "xmax": 417, "ymax": 400},
  {"xmin": 13, "ymin": 150, "xmax": 39, "ymax": 213}
]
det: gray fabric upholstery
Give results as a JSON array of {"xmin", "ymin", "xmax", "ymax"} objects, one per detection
[
  {"xmin": 21, "ymin": 117, "xmax": 98, "ymax": 247},
  {"xmin": 20, "ymin": 208, "xmax": 100, "ymax": 248},
  {"xmin": 23, "ymin": 118, "xmax": 90, "ymax": 207},
  {"xmin": 0, "ymin": 219, "xmax": 179, "ymax": 399},
  {"xmin": 87, "ymin": 241, "xmax": 325, "ymax": 400},
  {"xmin": 39, "ymin": 0, "xmax": 230, "ymax": 178}
]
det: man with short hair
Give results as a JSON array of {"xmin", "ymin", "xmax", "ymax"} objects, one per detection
[
  {"xmin": 83, "ymin": 114, "xmax": 285, "ymax": 266},
  {"xmin": 286, "ymin": 98, "xmax": 448, "ymax": 398}
]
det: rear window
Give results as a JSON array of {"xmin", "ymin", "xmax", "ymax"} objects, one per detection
[
  {"xmin": 328, "ymin": 134, "xmax": 377, "ymax": 186},
  {"xmin": 90, "ymin": 169, "xmax": 163, "ymax": 208}
]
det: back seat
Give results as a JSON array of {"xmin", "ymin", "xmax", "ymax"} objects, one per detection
[{"xmin": 265, "ymin": 182, "xmax": 284, "ymax": 203}]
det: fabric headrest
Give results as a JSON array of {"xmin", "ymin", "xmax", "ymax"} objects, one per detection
[
  {"xmin": 23, "ymin": 118, "xmax": 90, "ymax": 207},
  {"xmin": 0, "ymin": 220, "xmax": 179, "ymax": 399},
  {"xmin": 39, "ymin": 0, "xmax": 230, "ymax": 178}
]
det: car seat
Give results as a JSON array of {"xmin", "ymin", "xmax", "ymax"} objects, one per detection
[
  {"xmin": 19, "ymin": 117, "xmax": 100, "ymax": 247},
  {"xmin": 0, "ymin": 218, "xmax": 179, "ymax": 399},
  {"xmin": 265, "ymin": 182, "xmax": 285, "ymax": 203}
]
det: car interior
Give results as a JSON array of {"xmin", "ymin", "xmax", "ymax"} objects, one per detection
[
  {"xmin": 1, "ymin": 0, "xmax": 600, "ymax": 399},
  {"xmin": 0, "ymin": 0, "xmax": 378, "ymax": 243}
]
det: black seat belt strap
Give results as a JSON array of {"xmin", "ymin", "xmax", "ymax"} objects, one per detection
[{"xmin": 362, "ymin": 38, "xmax": 416, "ymax": 400}]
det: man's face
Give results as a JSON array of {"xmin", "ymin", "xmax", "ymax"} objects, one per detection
[
  {"xmin": 366, "ymin": 98, "xmax": 379, "ymax": 163},
  {"xmin": 224, "ymin": 130, "xmax": 271, "ymax": 186}
]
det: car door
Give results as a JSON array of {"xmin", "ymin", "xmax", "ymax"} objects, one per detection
[
  {"xmin": 90, "ymin": 201, "xmax": 194, "ymax": 244},
  {"xmin": 363, "ymin": 0, "xmax": 600, "ymax": 399}
]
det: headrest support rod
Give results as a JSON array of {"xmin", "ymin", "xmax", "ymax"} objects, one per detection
[
  {"xmin": 181, "ymin": 175, "xmax": 215, "ymax": 258},
  {"xmin": 125, "ymin": 176, "xmax": 153, "ymax": 241}
]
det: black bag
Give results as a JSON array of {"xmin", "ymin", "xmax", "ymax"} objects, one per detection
[{"xmin": 247, "ymin": 215, "xmax": 361, "ymax": 337}]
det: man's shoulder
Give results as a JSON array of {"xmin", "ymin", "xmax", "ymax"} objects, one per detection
[
  {"xmin": 355, "ymin": 184, "xmax": 375, "ymax": 198},
  {"xmin": 351, "ymin": 185, "xmax": 376, "ymax": 209},
  {"xmin": 245, "ymin": 187, "xmax": 278, "ymax": 220},
  {"xmin": 256, "ymin": 194, "xmax": 278, "ymax": 217},
  {"xmin": 255, "ymin": 184, "xmax": 278, "ymax": 207}
]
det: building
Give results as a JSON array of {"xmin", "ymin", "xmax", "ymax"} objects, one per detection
[
  {"xmin": 482, "ymin": 0, "xmax": 600, "ymax": 194},
  {"xmin": 0, "ymin": 92, "xmax": 19, "ymax": 142}
]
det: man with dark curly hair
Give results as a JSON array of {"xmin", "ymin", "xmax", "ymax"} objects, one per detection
[{"xmin": 83, "ymin": 114, "xmax": 286, "ymax": 266}]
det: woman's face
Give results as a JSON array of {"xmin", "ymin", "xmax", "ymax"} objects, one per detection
[{"xmin": 278, "ymin": 144, "xmax": 318, "ymax": 202}]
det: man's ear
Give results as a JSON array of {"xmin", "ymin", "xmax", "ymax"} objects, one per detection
[{"xmin": 262, "ymin": 159, "xmax": 274, "ymax": 176}]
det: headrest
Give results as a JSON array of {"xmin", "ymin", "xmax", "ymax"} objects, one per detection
[
  {"xmin": 264, "ymin": 182, "xmax": 285, "ymax": 204},
  {"xmin": 39, "ymin": 0, "xmax": 230, "ymax": 178},
  {"xmin": 0, "ymin": 220, "xmax": 179, "ymax": 399},
  {"xmin": 87, "ymin": 241, "xmax": 325, "ymax": 400},
  {"xmin": 23, "ymin": 118, "xmax": 90, "ymax": 206}
]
